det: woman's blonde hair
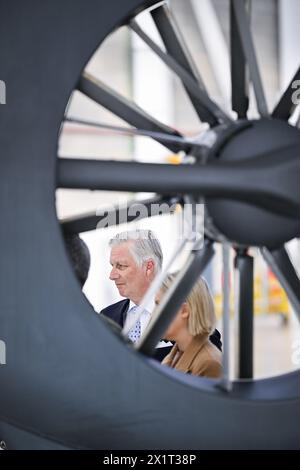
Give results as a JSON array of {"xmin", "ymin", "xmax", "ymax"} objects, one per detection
[{"xmin": 160, "ymin": 273, "xmax": 216, "ymax": 336}]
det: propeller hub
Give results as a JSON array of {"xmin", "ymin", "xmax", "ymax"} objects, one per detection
[{"xmin": 206, "ymin": 118, "xmax": 300, "ymax": 248}]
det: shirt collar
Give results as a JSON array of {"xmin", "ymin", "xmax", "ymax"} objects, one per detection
[
  {"xmin": 128, "ymin": 297, "xmax": 155, "ymax": 314},
  {"xmin": 128, "ymin": 300, "xmax": 136, "ymax": 311}
]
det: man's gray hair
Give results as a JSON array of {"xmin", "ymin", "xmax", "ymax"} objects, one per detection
[{"xmin": 109, "ymin": 229, "xmax": 163, "ymax": 273}]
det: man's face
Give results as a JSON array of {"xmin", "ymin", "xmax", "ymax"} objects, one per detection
[{"xmin": 109, "ymin": 241, "xmax": 153, "ymax": 304}]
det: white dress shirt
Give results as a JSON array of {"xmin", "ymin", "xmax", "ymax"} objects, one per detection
[
  {"xmin": 124, "ymin": 300, "xmax": 152, "ymax": 337},
  {"xmin": 124, "ymin": 299, "xmax": 172, "ymax": 348}
]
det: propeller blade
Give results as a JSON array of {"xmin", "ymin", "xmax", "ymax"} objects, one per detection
[
  {"xmin": 232, "ymin": 0, "xmax": 268, "ymax": 117},
  {"xmin": 130, "ymin": 19, "xmax": 232, "ymax": 125},
  {"xmin": 77, "ymin": 73, "xmax": 182, "ymax": 153},
  {"xmin": 151, "ymin": 4, "xmax": 218, "ymax": 126},
  {"xmin": 57, "ymin": 141, "xmax": 300, "ymax": 219},
  {"xmin": 61, "ymin": 195, "xmax": 182, "ymax": 234},
  {"xmin": 230, "ymin": 0, "xmax": 249, "ymax": 118},
  {"xmin": 261, "ymin": 245, "xmax": 300, "ymax": 320},
  {"xmin": 64, "ymin": 117, "xmax": 204, "ymax": 153},
  {"xmin": 272, "ymin": 66, "xmax": 300, "ymax": 120},
  {"xmin": 137, "ymin": 239, "xmax": 215, "ymax": 356}
]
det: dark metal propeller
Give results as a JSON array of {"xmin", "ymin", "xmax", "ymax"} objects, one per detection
[
  {"xmin": 2, "ymin": 0, "xmax": 300, "ymax": 451},
  {"xmin": 59, "ymin": 0, "xmax": 300, "ymax": 375}
]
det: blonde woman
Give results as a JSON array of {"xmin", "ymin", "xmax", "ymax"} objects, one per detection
[{"xmin": 156, "ymin": 274, "xmax": 222, "ymax": 378}]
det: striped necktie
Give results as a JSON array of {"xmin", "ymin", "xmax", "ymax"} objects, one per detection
[{"xmin": 127, "ymin": 306, "xmax": 142, "ymax": 343}]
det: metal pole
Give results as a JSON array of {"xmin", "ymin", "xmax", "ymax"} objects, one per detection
[
  {"xmin": 220, "ymin": 243, "xmax": 232, "ymax": 391},
  {"xmin": 235, "ymin": 249, "xmax": 254, "ymax": 379}
]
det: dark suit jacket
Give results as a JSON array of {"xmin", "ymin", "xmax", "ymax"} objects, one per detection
[{"xmin": 101, "ymin": 299, "xmax": 222, "ymax": 361}]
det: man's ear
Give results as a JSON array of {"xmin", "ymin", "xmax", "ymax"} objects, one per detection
[{"xmin": 145, "ymin": 259, "xmax": 155, "ymax": 276}]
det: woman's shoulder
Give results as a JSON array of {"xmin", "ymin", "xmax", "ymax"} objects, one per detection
[
  {"xmin": 203, "ymin": 339, "xmax": 222, "ymax": 361},
  {"xmin": 192, "ymin": 338, "xmax": 223, "ymax": 378}
]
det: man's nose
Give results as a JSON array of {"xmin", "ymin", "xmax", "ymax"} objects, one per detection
[{"xmin": 109, "ymin": 267, "xmax": 119, "ymax": 280}]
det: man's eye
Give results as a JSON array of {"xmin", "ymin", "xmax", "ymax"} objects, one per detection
[{"xmin": 117, "ymin": 264, "xmax": 127, "ymax": 270}]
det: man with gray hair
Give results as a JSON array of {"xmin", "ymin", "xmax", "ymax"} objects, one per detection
[
  {"xmin": 101, "ymin": 229, "xmax": 221, "ymax": 360},
  {"xmin": 101, "ymin": 229, "xmax": 171, "ymax": 360}
]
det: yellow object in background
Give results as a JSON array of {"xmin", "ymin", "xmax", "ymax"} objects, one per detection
[
  {"xmin": 166, "ymin": 154, "xmax": 182, "ymax": 164},
  {"xmin": 267, "ymin": 270, "xmax": 289, "ymax": 316},
  {"xmin": 214, "ymin": 270, "xmax": 289, "ymax": 321}
]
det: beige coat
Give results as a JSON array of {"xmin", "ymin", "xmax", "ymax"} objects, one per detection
[{"xmin": 162, "ymin": 334, "xmax": 222, "ymax": 378}]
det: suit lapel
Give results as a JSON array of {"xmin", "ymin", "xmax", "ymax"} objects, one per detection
[{"xmin": 120, "ymin": 299, "xmax": 130, "ymax": 327}]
